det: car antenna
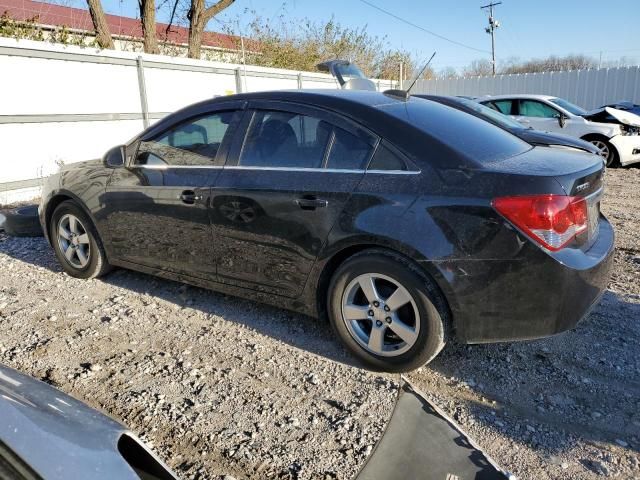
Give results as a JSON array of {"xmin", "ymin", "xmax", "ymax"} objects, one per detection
[{"xmin": 383, "ymin": 52, "xmax": 436, "ymax": 100}]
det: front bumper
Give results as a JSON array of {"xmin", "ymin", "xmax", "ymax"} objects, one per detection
[
  {"xmin": 610, "ymin": 134, "xmax": 640, "ymax": 166},
  {"xmin": 442, "ymin": 216, "xmax": 615, "ymax": 344}
]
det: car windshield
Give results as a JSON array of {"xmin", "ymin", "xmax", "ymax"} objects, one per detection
[
  {"xmin": 549, "ymin": 97, "xmax": 587, "ymax": 116},
  {"xmin": 454, "ymin": 97, "xmax": 524, "ymax": 130}
]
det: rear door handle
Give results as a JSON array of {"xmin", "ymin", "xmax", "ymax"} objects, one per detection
[
  {"xmin": 179, "ymin": 190, "xmax": 201, "ymax": 205},
  {"xmin": 295, "ymin": 197, "xmax": 328, "ymax": 210}
]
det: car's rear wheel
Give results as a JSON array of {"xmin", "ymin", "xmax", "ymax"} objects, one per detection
[
  {"xmin": 50, "ymin": 201, "xmax": 111, "ymax": 279},
  {"xmin": 328, "ymin": 250, "xmax": 448, "ymax": 372}
]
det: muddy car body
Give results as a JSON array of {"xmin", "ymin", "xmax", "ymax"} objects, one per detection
[{"xmin": 39, "ymin": 90, "xmax": 615, "ymax": 371}]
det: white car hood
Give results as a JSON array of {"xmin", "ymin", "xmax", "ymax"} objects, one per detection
[{"xmin": 584, "ymin": 106, "xmax": 640, "ymax": 127}]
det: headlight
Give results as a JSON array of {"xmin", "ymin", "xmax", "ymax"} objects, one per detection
[{"xmin": 621, "ymin": 124, "xmax": 640, "ymax": 135}]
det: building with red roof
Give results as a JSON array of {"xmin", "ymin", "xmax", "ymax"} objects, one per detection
[{"xmin": 0, "ymin": 0, "xmax": 246, "ymax": 59}]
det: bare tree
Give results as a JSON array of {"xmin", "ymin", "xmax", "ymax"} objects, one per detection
[
  {"xmin": 463, "ymin": 59, "xmax": 493, "ymax": 77},
  {"xmin": 85, "ymin": 0, "xmax": 113, "ymax": 49},
  {"xmin": 187, "ymin": 0, "xmax": 234, "ymax": 59},
  {"xmin": 139, "ymin": 0, "xmax": 159, "ymax": 54}
]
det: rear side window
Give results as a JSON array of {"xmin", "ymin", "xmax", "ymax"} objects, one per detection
[
  {"xmin": 136, "ymin": 111, "xmax": 237, "ymax": 166},
  {"xmin": 239, "ymin": 110, "xmax": 331, "ymax": 168},
  {"xmin": 486, "ymin": 100, "xmax": 514, "ymax": 115},
  {"xmin": 325, "ymin": 127, "xmax": 373, "ymax": 170},
  {"xmin": 239, "ymin": 109, "xmax": 374, "ymax": 170},
  {"xmin": 368, "ymin": 144, "xmax": 407, "ymax": 171}
]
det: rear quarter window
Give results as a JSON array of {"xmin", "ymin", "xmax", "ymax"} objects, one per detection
[{"xmin": 379, "ymin": 99, "xmax": 531, "ymax": 164}]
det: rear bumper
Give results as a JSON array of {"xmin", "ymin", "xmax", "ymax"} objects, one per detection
[
  {"xmin": 610, "ymin": 134, "xmax": 640, "ymax": 166},
  {"xmin": 438, "ymin": 216, "xmax": 615, "ymax": 344}
]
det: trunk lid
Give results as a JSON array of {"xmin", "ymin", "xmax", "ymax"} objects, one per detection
[{"xmin": 483, "ymin": 146, "xmax": 605, "ymax": 251}]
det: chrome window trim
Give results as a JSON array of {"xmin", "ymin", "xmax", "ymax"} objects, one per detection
[{"xmin": 131, "ymin": 164, "xmax": 420, "ymax": 174}]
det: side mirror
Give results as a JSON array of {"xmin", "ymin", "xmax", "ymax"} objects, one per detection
[
  {"xmin": 103, "ymin": 145, "xmax": 125, "ymax": 168},
  {"xmin": 557, "ymin": 113, "xmax": 567, "ymax": 128}
]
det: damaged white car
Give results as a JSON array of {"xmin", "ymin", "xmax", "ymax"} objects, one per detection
[{"xmin": 480, "ymin": 94, "xmax": 640, "ymax": 167}]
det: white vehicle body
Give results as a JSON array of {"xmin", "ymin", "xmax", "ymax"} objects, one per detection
[{"xmin": 479, "ymin": 94, "xmax": 640, "ymax": 167}]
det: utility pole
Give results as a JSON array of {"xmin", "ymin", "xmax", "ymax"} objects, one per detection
[{"xmin": 481, "ymin": 2, "xmax": 501, "ymax": 75}]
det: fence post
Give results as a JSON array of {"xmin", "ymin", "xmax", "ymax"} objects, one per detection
[
  {"xmin": 136, "ymin": 56, "xmax": 150, "ymax": 129},
  {"xmin": 297, "ymin": 73, "xmax": 303, "ymax": 89},
  {"xmin": 235, "ymin": 67, "xmax": 243, "ymax": 93}
]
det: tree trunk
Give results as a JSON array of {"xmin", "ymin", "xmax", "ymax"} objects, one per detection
[
  {"xmin": 85, "ymin": 0, "xmax": 114, "ymax": 49},
  {"xmin": 139, "ymin": 0, "xmax": 159, "ymax": 54},
  {"xmin": 188, "ymin": 0, "xmax": 234, "ymax": 59}
]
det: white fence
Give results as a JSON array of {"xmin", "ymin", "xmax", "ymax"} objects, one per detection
[
  {"xmin": 413, "ymin": 66, "xmax": 640, "ymax": 110},
  {"xmin": 0, "ymin": 38, "xmax": 395, "ymax": 204}
]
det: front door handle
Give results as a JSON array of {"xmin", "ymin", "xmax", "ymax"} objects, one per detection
[
  {"xmin": 295, "ymin": 197, "xmax": 328, "ymax": 210},
  {"xmin": 179, "ymin": 190, "xmax": 202, "ymax": 205}
]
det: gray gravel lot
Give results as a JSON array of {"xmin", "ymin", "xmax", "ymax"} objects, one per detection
[{"xmin": 0, "ymin": 167, "xmax": 638, "ymax": 479}]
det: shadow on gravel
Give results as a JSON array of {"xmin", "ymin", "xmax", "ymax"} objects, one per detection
[
  {"xmin": 0, "ymin": 234, "xmax": 364, "ymax": 370},
  {"xmin": 415, "ymin": 290, "xmax": 640, "ymax": 461}
]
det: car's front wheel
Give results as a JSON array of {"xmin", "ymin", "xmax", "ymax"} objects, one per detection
[
  {"xmin": 588, "ymin": 138, "xmax": 619, "ymax": 167},
  {"xmin": 50, "ymin": 201, "xmax": 111, "ymax": 279},
  {"xmin": 328, "ymin": 250, "xmax": 448, "ymax": 372}
]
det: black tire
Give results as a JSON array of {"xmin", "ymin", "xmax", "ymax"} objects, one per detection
[
  {"xmin": 327, "ymin": 249, "xmax": 449, "ymax": 372},
  {"xmin": 50, "ymin": 201, "xmax": 111, "ymax": 279},
  {"xmin": 4, "ymin": 205, "xmax": 43, "ymax": 237}
]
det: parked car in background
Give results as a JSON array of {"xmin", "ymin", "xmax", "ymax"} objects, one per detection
[
  {"xmin": 39, "ymin": 90, "xmax": 613, "ymax": 371},
  {"xmin": 415, "ymin": 95, "xmax": 601, "ymax": 157},
  {"xmin": 0, "ymin": 364, "xmax": 177, "ymax": 480},
  {"xmin": 479, "ymin": 94, "xmax": 640, "ymax": 167}
]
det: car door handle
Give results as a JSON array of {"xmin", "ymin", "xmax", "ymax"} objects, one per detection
[
  {"xmin": 179, "ymin": 190, "xmax": 201, "ymax": 205},
  {"xmin": 295, "ymin": 197, "xmax": 328, "ymax": 210}
]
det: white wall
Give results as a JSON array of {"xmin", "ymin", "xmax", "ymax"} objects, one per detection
[
  {"xmin": 413, "ymin": 66, "xmax": 640, "ymax": 109},
  {"xmin": 0, "ymin": 38, "xmax": 396, "ymax": 202}
]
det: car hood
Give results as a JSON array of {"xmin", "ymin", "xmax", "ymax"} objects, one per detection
[
  {"xmin": 582, "ymin": 106, "xmax": 640, "ymax": 127},
  {"xmin": 58, "ymin": 158, "xmax": 102, "ymax": 173},
  {"xmin": 0, "ymin": 365, "xmax": 176, "ymax": 480},
  {"xmin": 515, "ymin": 128, "xmax": 599, "ymax": 154}
]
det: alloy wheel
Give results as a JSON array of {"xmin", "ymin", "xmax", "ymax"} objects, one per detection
[
  {"xmin": 57, "ymin": 214, "xmax": 91, "ymax": 269},
  {"xmin": 590, "ymin": 140, "xmax": 611, "ymax": 163},
  {"xmin": 341, "ymin": 273, "xmax": 420, "ymax": 357}
]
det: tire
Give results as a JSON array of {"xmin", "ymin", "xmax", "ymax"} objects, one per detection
[
  {"xmin": 327, "ymin": 249, "xmax": 449, "ymax": 372},
  {"xmin": 587, "ymin": 137, "xmax": 619, "ymax": 167},
  {"xmin": 4, "ymin": 205, "xmax": 43, "ymax": 237},
  {"xmin": 50, "ymin": 201, "xmax": 111, "ymax": 279}
]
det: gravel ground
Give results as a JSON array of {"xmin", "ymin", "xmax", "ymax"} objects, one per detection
[
  {"xmin": 0, "ymin": 167, "xmax": 638, "ymax": 480},
  {"xmin": 0, "ymin": 232, "xmax": 397, "ymax": 479},
  {"xmin": 408, "ymin": 167, "xmax": 640, "ymax": 479}
]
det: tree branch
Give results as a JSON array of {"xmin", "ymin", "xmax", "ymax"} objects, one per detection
[{"xmin": 202, "ymin": 0, "xmax": 234, "ymax": 23}]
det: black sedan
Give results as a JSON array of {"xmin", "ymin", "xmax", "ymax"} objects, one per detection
[
  {"xmin": 39, "ymin": 90, "xmax": 614, "ymax": 372},
  {"xmin": 415, "ymin": 94, "xmax": 601, "ymax": 156}
]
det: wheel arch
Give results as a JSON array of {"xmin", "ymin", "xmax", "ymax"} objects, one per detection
[
  {"xmin": 44, "ymin": 191, "xmax": 102, "ymax": 246},
  {"xmin": 313, "ymin": 242, "xmax": 457, "ymax": 337}
]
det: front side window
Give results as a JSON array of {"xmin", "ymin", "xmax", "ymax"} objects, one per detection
[
  {"xmin": 519, "ymin": 100, "xmax": 560, "ymax": 118},
  {"xmin": 136, "ymin": 111, "xmax": 237, "ymax": 166},
  {"xmin": 238, "ymin": 110, "xmax": 374, "ymax": 170}
]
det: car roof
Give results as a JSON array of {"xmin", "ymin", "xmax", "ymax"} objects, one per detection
[
  {"xmin": 140, "ymin": 89, "xmax": 532, "ymax": 169},
  {"xmin": 480, "ymin": 94, "xmax": 556, "ymax": 101}
]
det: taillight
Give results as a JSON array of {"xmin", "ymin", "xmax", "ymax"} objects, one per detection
[{"xmin": 492, "ymin": 195, "xmax": 588, "ymax": 251}]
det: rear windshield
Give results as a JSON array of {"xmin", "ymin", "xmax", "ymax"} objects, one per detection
[{"xmin": 380, "ymin": 98, "xmax": 531, "ymax": 164}]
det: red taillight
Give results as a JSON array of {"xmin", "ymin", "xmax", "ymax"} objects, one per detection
[{"xmin": 492, "ymin": 195, "xmax": 588, "ymax": 251}]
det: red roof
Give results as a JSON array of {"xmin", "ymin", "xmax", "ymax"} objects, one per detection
[{"xmin": 0, "ymin": 0, "xmax": 240, "ymax": 49}]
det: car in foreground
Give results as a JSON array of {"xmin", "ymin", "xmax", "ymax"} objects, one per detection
[
  {"xmin": 0, "ymin": 364, "xmax": 177, "ymax": 480},
  {"xmin": 479, "ymin": 94, "xmax": 640, "ymax": 167},
  {"xmin": 415, "ymin": 94, "xmax": 601, "ymax": 157},
  {"xmin": 39, "ymin": 90, "xmax": 614, "ymax": 371}
]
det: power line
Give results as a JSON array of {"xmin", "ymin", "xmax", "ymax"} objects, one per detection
[{"xmin": 356, "ymin": 0, "xmax": 490, "ymax": 54}]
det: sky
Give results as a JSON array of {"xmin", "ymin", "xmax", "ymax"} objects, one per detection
[{"xmin": 96, "ymin": 0, "xmax": 640, "ymax": 72}]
